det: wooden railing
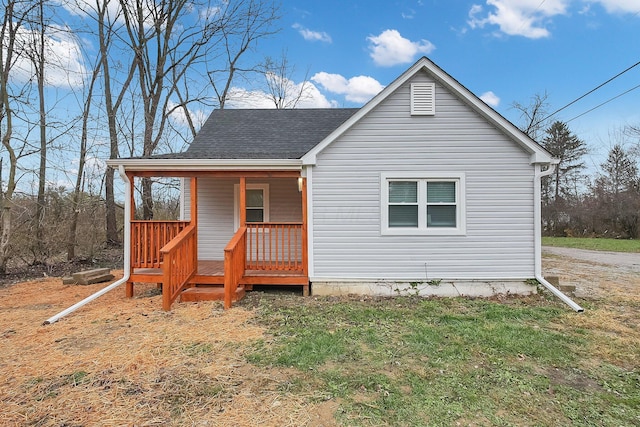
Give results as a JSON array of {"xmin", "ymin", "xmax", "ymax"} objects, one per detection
[
  {"xmin": 224, "ymin": 226, "xmax": 247, "ymax": 309},
  {"xmin": 131, "ymin": 220, "xmax": 189, "ymax": 269},
  {"xmin": 160, "ymin": 225, "xmax": 197, "ymax": 311},
  {"xmin": 245, "ymin": 223, "xmax": 304, "ymax": 272}
]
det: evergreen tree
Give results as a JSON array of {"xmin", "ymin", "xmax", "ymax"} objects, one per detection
[
  {"xmin": 593, "ymin": 144, "xmax": 640, "ymax": 238},
  {"xmin": 541, "ymin": 121, "xmax": 588, "ymax": 235},
  {"xmin": 542, "ymin": 121, "xmax": 589, "ymax": 201}
]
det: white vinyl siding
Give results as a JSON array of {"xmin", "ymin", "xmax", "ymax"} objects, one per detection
[{"xmin": 310, "ymin": 70, "xmax": 536, "ymax": 281}]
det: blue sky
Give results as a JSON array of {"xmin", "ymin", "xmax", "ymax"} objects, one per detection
[
  {"xmin": 8, "ymin": 0, "xmax": 640, "ymax": 191},
  {"xmin": 243, "ymin": 0, "xmax": 640, "ymax": 167}
]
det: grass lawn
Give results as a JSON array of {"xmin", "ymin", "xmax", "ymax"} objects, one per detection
[
  {"xmin": 3, "ymin": 254, "xmax": 638, "ymax": 426},
  {"xmin": 542, "ymin": 236, "xmax": 640, "ymax": 252},
  {"xmin": 246, "ymin": 294, "xmax": 640, "ymax": 426}
]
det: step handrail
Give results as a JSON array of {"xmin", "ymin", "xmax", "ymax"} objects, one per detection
[
  {"xmin": 224, "ymin": 226, "xmax": 247, "ymax": 309},
  {"xmin": 160, "ymin": 224, "xmax": 197, "ymax": 311}
]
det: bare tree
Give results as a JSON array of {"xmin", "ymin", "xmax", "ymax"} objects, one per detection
[
  {"xmin": 33, "ymin": 0, "xmax": 47, "ymax": 261},
  {"xmin": 512, "ymin": 91, "xmax": 551, "ymax": 142},
  {"xmin": 263, "ymin": 51, "xmax": 312, "ymax": 109},
  {"xmin": 208, "ymin": 0, "xmax": 280, "ymax": 109},
  {"xmin": 626, "ymin": 124, "xmax": 640, "ymax": 156},
  {"xmin": 67, "ymin": 58, "xmax": 102, "ymax": 260},
  {"xmin": 0, "ymin": 0, "xmax": 38, "ymax": 273},
  {"xmin": 81, "ymin": 0, "xmax": 136, "ymax": 245},
  {"xmin": 117, "ymin": 0, "xmax": 279, "ymax": 218}
]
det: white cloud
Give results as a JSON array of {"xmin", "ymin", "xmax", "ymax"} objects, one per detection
[
  {"xmin": 295, "ymin": 83, "xmax": 339, "ymax": 108},
  {"xmin": 479, "ymin": 91, "xmax": 501, "ymax": 107},
  {"xmin": 55, "ymin": 0, "xmax": 122, "ymax": 20},
  {"xmin": 292, "ymin": 23, "xmax": 332, "ymax": 43},
  {"xmin": 10, "ymin": 25, "xmax": 87, "ymax": 88},
  {"xmin": 468, "ymin": 0, "xmax": 569, "ymax": 39},
  {"xmin": 225, "ymin": 88, "xmax": 274, "ymax": 109},
  {"xmin": 225, "ymin": 79, "xmax": 336, "ymax": 109},
  {"xmin": 402, "ymin": 9, "xmax": 417, "ymax": 19},
  {"xmin": 590, "ymin": 0, "xmax": 640, "ymax": 13},
  {"xmin": 311, "ymin": 72, "xmax": 384, "ymax": 103},
  {"xmin": 367, "ymin": 29, "xmax": 435, "ymax": 67},
  {"xmin": 167, "ymin": 100, "xmax": 208, "ymax": 129}
]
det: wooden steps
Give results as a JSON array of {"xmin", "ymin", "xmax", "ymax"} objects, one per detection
[{"xmin": 179, "ymin": 285, "xmax": 246, "ymax": 303}]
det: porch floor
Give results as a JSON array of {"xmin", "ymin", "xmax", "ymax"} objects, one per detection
[{"xmin": 132, "ymin": 260, "xmax": 309, "ymax": 288}]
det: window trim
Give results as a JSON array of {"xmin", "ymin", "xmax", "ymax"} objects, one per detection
[
  {"xmin": 234, "ymin": 183, "xmax": 269, "ymax": 230},
  {"xmin": 381, "ymin": 173, "xmax": 466, "ymax": 236}
]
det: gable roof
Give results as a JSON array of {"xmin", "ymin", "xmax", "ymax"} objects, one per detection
[
  {"xmin": 154, "ymin": 108, "xmax": 359, "ymax": 160},
  {"xmin": 108, "ymin": 56, "xmax": 553, "ymax": 172},
  {"xmin": 302, "ymin": 56, "xmax": 553, "ymax": 165}
]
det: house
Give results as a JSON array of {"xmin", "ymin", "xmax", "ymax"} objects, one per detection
[{"xmin": 107, "ymin": 56, "xmax": 569, "ymax": 311}]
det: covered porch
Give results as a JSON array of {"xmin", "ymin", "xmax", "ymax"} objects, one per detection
[{"xmin": 124, "ymin": 169, "xmax": 308, "ymax": 310}]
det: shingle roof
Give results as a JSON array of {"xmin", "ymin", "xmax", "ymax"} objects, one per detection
[{"xmin": 151, "ymin": 108, "xmax": 359, "ymax": 160}]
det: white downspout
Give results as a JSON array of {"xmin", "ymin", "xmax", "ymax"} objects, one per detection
[
  {"xmin": 534, "ymin": 162, "xmax": 584, "ymax": 312},
  {"xmin": 44, "ymin": 165, "xmax": 132, "ymax": 324}
]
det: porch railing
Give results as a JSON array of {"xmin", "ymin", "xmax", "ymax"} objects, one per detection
[
  {"xmin": 131, "ymin": 220, "xmax": 190, "ymax": 269},
  {"xmin": 224, "ymin": 226, "xmax": 247, "ymax": 309},
  {"xmin": 245, "ymin": 223, "xmax": 304, "ymax": 272},
  {"xmin": 160, "ymin": 224, "xmax": 197, "ymax": 311}
]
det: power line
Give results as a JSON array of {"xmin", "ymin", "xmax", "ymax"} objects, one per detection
[
  {"xmin": 515, "ymin": 0, "xmax": 548, "ymax": 34},
  {"xmin": 566, "ymin": 83, "xmax": 640, "ymax": 123},
  {"xmin": 534, "ymin": 59, "xmax": 640, "ymax": 126}
]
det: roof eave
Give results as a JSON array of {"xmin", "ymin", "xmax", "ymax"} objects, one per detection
[{"xmin": 106, "ymin": 158, "xmax": 303, "ymax": 172}]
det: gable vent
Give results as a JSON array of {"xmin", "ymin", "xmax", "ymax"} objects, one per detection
[{"xmin": 411, "ymin": 83, "xmax": 435, "ymax": 116}]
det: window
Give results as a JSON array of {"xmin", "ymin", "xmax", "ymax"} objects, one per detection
[
  {"xmin": 234, "ymin": 183, "xmax": 269, "ymax": 229},
  {"xmin": 426, "ymin": 181, "xmax": 457, "ymax": 228},
  {"xmin": 382, "ymin": 174, "xmax": 465, "ymax": 235},
  {"xmin": 245, "ymin": 188, "xmax": 265, "ymax": 222},
  {"xmin": 388, "ymin": 181, "xmax": 418, "ymax": 227}
]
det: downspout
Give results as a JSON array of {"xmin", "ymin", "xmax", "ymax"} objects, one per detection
[
  {"xmin": 44, "ymin": 165, "xmax": 132, "ymax": 324},
  {"xmin": 534, "ymin": 162, "xmax": 584, "ymax": 312}
]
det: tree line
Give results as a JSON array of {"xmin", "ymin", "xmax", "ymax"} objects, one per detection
[
  {"xmin": 515, "ymin": 94, "xmax": 640, "ymax": 239},
  {"xmin": 0, "ymin": 0, "xmax": 311, "ymax": 273}
]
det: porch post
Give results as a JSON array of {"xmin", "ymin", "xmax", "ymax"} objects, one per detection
[
  {"xmin": 301, "ymin": 176, "xmax": 309, "ymax": 295},
  {"xmin": 190, "ymin": 177, "xmax": 198, "ymax": 266},
  {"xmin": 239, "ymin": 176, "xmax": 246, "ymax": 227},
  {"xmin": 126, "ymin": 172, "xmax": 135, "ymax": 298}
]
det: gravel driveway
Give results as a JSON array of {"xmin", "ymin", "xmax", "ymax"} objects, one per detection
[
  {"xmin": 543, "ymin": 246, "xmax": 640, "ymax": 273},
  {"xmin": 542, "ymin": 246, "xmax": 640, "ymax": 299}
]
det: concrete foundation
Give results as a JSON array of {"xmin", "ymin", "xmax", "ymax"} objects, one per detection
[{"xmin": 311, "ymin": 280, "xmax": 537, "ymax": 298}]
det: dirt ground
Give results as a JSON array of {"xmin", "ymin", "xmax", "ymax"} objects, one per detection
[{"xmin": 0, "ymin": 250, "xmax": 638, "ymax": 426}]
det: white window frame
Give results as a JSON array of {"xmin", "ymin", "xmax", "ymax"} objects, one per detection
[
  {"xmin": 234, "ymin": 183, "xmax": 269, "ymax": 230},
  {"xmin": 381, "ymin": 173, "xmax": 466, "ymax": 236}
]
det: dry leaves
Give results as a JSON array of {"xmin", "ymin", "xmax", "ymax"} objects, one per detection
[{"xmin": 0, "ymin": 273, "xmax": 325, "ymax": 426}]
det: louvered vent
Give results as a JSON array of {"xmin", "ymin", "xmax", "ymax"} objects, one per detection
[{"xmin": 411, "ymin": 83, "xmax": 435, "ymax": 116}]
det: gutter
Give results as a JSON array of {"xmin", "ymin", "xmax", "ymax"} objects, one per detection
[
  {"xmin": 534, "ymin": 162, "xmax": 584, "ymax": 313},
  {"xmin": 44, "ymin": 165, "xmax": 132, "ymax": 324}
]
